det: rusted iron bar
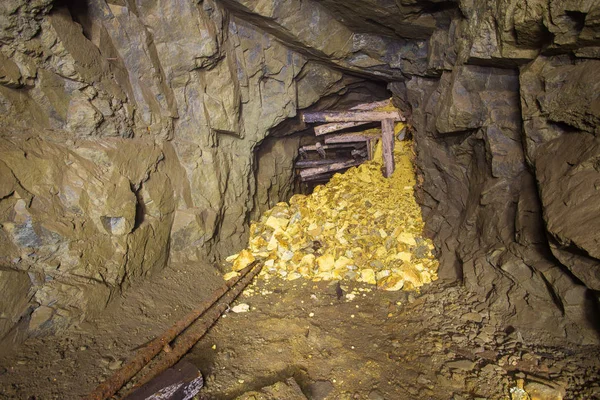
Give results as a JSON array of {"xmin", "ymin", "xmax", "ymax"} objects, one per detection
[
  {"xmin": 124, "ymin": 263, "xmax": 264, "ymax": 397},
  {"xmin": 85, "ymin": 262, "xmax": 258, "ymax": 400},
  {"xmin": 382, "ymin": 118, "xmax": 395, "ymax": 178},
  {"xmin": 303, "ymin": 110, "xmax": 404, "ymax": 123},
  {"xmin": 314, "ymin": 121, "xmax": 370, "ymax": 136},
  {"xmin": 324, "ymin": 131, "xmax": 382, "ymax": 144},
  {"xmin": 299, "ymin": 160, "xmax": 361, "ymax": 179},
  {"xmin": 295, "ymin": 158, "xmax": 353, "ymax": 168}
]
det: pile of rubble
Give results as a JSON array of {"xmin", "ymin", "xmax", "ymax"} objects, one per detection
[{"xmin": 225, "ymin": 138, "xmax": 439, "ymax": 291}]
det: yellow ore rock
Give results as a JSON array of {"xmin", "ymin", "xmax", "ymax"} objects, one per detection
[{"xmin": 225, "ymin": 136, "xmax": 439, "ymax": 291}]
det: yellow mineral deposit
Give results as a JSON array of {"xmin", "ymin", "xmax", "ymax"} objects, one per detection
[{"xmin": 226, "ymin": 130, "xmax": 439, "ymax": 291}]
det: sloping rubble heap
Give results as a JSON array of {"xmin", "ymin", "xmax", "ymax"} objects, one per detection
[{"xmin": 226, "ymin": 138, "xmax": 438, "ymax": 291}]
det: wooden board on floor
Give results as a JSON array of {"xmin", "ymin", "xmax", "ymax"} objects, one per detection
[{"xmin": 124, "ymin": 361, "xmax": 203, "ymax": 400}]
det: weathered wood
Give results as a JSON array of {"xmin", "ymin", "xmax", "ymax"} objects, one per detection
[
  {"xmin": 312, "ymin": 99, "xmax": 392, "ymax": 135},
  {"xmin": 314, "ymin": 121, "xmax": 370, "ymax": 136},
  {"xmin": 123, "ymin": 263, "xmax": 264, "ymax": 397},
  {"xmin": 324, "ymin": 130, "xmax": 381, "ymax": 144},
  {"xmin": 124, "ymin": 361, "xmax": 203, "ymax": 400},
  {"xmin": 366, "ymin": 139, "xmax": 374, "ymax": 161},
  {"xmin": 299, "ymin": 143, "xmax": 364, "ymax": 152},
  {"xmin": 349, "ymin": 98, "xmax": 391, "ymax": 111},
  {"xmin": 295, "ymin": 158, "xmax": 352, "ymax": 168},
  {"xmin": 382, "ymin": 118, "xmax": 395, "ymax": 178},
  {"xmin": 303, "ymin": 110, "xmax": 404, "ymax": 123},
  {"xmin": 299, "ymin": 160, "xmax": 361, "ymax": 179},
  {"xmin": 85, "ymin": 262, "xmax": 258, "ymax": 400}
]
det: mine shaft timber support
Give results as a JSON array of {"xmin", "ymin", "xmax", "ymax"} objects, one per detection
[{"xmin": 86, "ymin": 262, "xmax": 261, "ymax": 400}]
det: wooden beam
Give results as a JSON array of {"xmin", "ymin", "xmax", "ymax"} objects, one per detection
[
  {"xmin": 382, "ymin": 118, "xmax": 395, "ymax": 178},
  {"xmin": 303, "ymin": 110, "xmax": 404, "ymax": 123},
  {"xmin": 350, "ymin": 98, "xmax": 392, "ymax": 111},
  {"xmin": 324, "ymin": 130, "xmax": 381, "ymax": 144},
  {"xmin": 314, "ymin": 121, "xmax": 370, "ymax": 136},
  {"xmin": 295, "ymin": 158, "xmax": 353, "ymax": 168},
  {"xmin": 299, "ymin": 160, "xmax": 361, "ymax": 179},
  {"xmin": 299, "ymin": 143, "xmax": 364, "ymax": 152},
  {"xmin": 312, "ymin": 99, "xmax": 392, "ymax": 135}
]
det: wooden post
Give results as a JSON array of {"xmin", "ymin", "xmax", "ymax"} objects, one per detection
[
  {"xmin": 366, "ymin": 139, "xmax": 374, "ymax": 161},
  {"xmin": 381, "ymin": 119, "xmax": 395, "ymax": 178}
]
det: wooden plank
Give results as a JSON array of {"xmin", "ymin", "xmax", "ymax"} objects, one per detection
[
  {"xmin": 382, "ymin": 118, "xmax": 395, "ymax": 178},
  {"xmin": 295, "ymin": 158, "xmax": 353, "ymax": 168},
  {"xmin": 324, "ymin": 130, "xmax": 381, "ymax": 144},
  {"xmin": 299, "ymin": 160, "xmax": 361, "ymax": 179},
  {"xmin": 350, "ymin": 98, "xmax": 392, "ymax": 111},
  {"xmin": 124, "ymin": 361, "xmax": 203, "ymax": 400},
  {"xmin": 299, "ymin": 143, "xmax": 364, "ymax": 152},
  {"xmin": 303, "ymin": 110, "xmax": 404, "ymax": 123},
  {"xmin": 312, "ymin": 99, "xmax": 392, "ymax": 135},
  {"xmin": 314, "ymin": 121, "xmax": 370, "ymax": 136}
]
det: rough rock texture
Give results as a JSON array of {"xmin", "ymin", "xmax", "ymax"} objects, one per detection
[
  {"xmin": 0, "ymin": 0, "xmax": 385, "ymax": 344},
  {"xmin": 385, "ymin": 0, "xmax": 600, "ymax": 344},
  {"xmin": 1, "ymin": 0, "xmax": 599, "ymax": 347}
]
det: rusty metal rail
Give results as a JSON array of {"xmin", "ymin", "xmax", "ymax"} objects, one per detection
[
  {"xmin": 86, "ymin": 262, "xmax": 260, "ymax": 400},
  {"xmin": 123, "ymin": 262, "xmax": 264, "ymax": 397}
]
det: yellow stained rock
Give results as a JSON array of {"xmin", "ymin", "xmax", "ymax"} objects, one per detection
[
  {"xmin": 225, "ymin": 138, "xmax": 439, "ymax": 291},
  {"xmin": 360, "ymin": 268, "xmax": 377, "ymax": 285},
  {"xmin": 223, "ymin": 271, "xmax": 239, "ymax": 281},
  {"xmin": 316, "ymin": 254, "xmax": 335, "ymax": 272},
  {"xmin": 232, "ymin": 249, "xmax": 255, "ymax": 271}
]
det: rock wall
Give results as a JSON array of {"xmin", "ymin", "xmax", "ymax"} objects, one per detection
[
  {"xmin": 1, "ymin": 0, "xmax": 599, "ymax": 346},
  {"xmin": 389, "ymin": 0, "xmax": 600, "ymax": 343},
  {"xmin": 0, "ymin": 0, "xmax": 381, "ymax": 343}
]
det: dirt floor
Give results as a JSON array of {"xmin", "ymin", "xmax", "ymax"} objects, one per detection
[{"xmin": 1, "ymin": 262, "xmax": 600, "ymax": 399}]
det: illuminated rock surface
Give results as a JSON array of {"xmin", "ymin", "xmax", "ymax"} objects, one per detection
[{"xmin": 228, "ymin": 138, "xmax": 439, "ymax": 291}]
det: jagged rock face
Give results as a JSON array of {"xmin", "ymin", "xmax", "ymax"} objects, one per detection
[
  {"xmin": 0, "ymin": 0, "xmax": 599, "ymax": 346},
  {"xmin": 0, "ymin": 0, "xmax": 384, "ymax": 342}
]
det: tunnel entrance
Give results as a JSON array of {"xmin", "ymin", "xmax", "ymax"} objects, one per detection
[{"xmin": 294, "ymin": 98, "xmax": 408, "ymax": 194}]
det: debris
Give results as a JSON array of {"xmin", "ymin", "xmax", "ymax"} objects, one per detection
[
  {"xmin": 226, "ymin": 140, "xmax": 438, "ymax": 291},
  {"xmin": 231, "ymin": 304, "xmax": 250, "ymax": 313}
]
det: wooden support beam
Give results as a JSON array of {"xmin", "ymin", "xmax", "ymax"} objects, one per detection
[
  {"xmin": 312, "ymin": 99, "xmax": 393, "ymax": 135},
  {"xmin": 314, "ymin": 121, "xmax": 370, "ymax": 136},
  {"xmin": 382, "ymin": 118, "xmax": 395, "ymax": 178},
  {"xmin": 303, "ymin": 110, "xmax": 404, "ymax": 123},
  {"xmin": 324, "ymin": 130, "xmax": 381, "ymax": 144},
  {"xmin": 366, "ymin": 139, "xmax": 375, "ymax": 161},
  {"xmin": 295, "ymin": 158, "xmax": 353, "ymax": 168},
  {"xmin": 299, "ymin": 143, "xmax": 364, "ymax": 152},
  {"xmin": 299, "ymin": 160, "xmax": 361, "ymax": 180},
  {"xmin": 350, "ymin": 98, "xmax": 392, "ymax": 111}
]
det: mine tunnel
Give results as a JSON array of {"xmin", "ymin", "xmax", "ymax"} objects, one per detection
[{"xmin": 1, "ymin": 0, "xmax": 600, "ymax": 399}]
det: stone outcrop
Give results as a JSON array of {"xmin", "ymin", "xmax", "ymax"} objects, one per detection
[{"xmin": 0, "ymin": 0, "xmax": 599, "ymax": 347}]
